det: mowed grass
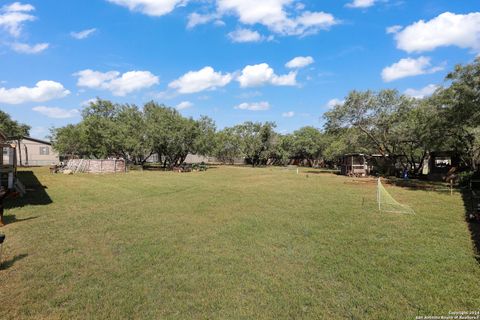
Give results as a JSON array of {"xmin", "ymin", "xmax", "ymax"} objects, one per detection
[{"xmin": 1, "ymin": 166, "xmax": 479, "ymax": 319}]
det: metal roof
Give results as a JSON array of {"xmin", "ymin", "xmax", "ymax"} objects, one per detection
[{"xmin": 17, "ymin": 136, "xmax": 52, "ymax": 145}]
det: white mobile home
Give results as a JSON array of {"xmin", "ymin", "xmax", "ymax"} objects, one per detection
[{"xmin": 14, "ymin": 137, "xmax": 60, "ymax": 166}]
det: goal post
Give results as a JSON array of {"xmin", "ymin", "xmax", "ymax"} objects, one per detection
[{"xmin": 377, "ymin": 178, "xmax": 415, "ymax": 215}]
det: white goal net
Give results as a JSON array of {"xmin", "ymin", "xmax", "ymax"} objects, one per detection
[{"xmin": 376, "ymin": 178, "xmax": 415, "ymax": 214}]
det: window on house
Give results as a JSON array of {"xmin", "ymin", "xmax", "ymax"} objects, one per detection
[
  {"xmin": 434, "ymin": 157, "xmax": 451, "ymax": 168},
  {"xmin": 39, "ymin": 146, "xmax": 49, "ymax": 155},
  {"xmin": 2, "ymin": 148, "xmax": 7, "ymax": 155}
]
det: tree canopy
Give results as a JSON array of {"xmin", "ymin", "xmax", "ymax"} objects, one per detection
[
  {"xmin": 8, "ymin": 57, "xmax": 480, "ymax": 174},
  {"xmin": 0, "ymin": 110, "xmax": 30, "ymax": 138}
]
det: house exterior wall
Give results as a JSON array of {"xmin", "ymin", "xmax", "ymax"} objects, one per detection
[{"xmin": 15, "ymin": 138, "xmax": 60, "ymax": 166}]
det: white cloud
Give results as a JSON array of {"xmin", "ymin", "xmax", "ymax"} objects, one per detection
[
  {"xmin": 107, "ymin": 0, "xmax": 187, "ymax": 17},
  {"xmin": 0, "ymin": 2, "xmax": 36, "ymax": 37},
  {"xmin": 74, "ymin": 69, "xmax": 159, "ymax": 96},
  {"xmin": 285, "ymin": 56, "xmax": 314, "ymax": 69},
  {"xmin": 4, "ymin": 2, "xmax": 34, "ymax": 12},
  {"xmin": 237, "ymin": 63, "xmax": 297, "ymax": 87},
  {"xmin": 175, "ymin": 101, "xmax": 193, "ymax": 110},
  {"xmin": 326, "ymin": 98, "xmax": 344, "ymax": 108},
  {"xmin": 394, "ymin": 12, "xmax": 480, "ymax": 53},
  {"xmin": 228, "ymin": 28, "xmax": 264, "ymax": 43},
  {"xmin": 216, "ymin": 0, "xmax": 337, "ymax": 36},
  {"xmin": 81, "ymin": 98, "xmax": 98, "ymax": 107},
  {"xmin": 107, "ymin": 71, "xmax": 159, "ymax": 96},
  {"xmin": 71, "ymin": 28, "xmax": 97, "ymax": 39},
  {"xmin": 169, "ymin": 66, "xmax": 232, "ymax": 94},
  {"xmin": 282, "ymin": 111, "xmax": 295, "ymax": 117},
  {"xmin": 108, "ymin": 0, "xmax": 337, "ymax": 37},
  {"xmin": 346, "ymin": 0, "xmax": 376, "ymax": 8},
  {"xmin": 75, "ymin": 70, "xmax": 118, "ymax": 88},
  {"xmin": 404, "ymin": 84, "xmax": 439, "ymax": 99},
  {"xmin": 187, "ymin": 12, "xmax": 219, "ymax": 29},
  {"xmin": 381, "ymin": 56, "xmax": 443, "ymax": 82},
  {"xmin": 10, "ymin": 42, "xmax": 48, "ymax": 54},
  {"xmin": 32, "ymin": 106, "xmax": 80, "ymax": 119},
  {"xmin": 0, "ymin": 80, "xmax": 70, "ymax": 104},
  {"xmin": 234, "ymin": 101, "xmax": 270, "ymax": 111},
  {"xmin": 386, "ymin": 25, "xmax": 402, "ymax": 34}
]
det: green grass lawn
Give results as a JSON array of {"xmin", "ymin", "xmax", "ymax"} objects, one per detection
[{"xmin": 1, "ymin": 166, "xmax": 479, "ymax": 319}]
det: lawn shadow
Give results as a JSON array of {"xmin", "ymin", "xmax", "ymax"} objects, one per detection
[
  {"xmin": 383, "ymin": 177, "xmax": 480, "ymax": 264},
  {"xmin": 305, "ymin": 170, "xmax": 341, "ymax": 175},
  {"xmin": 3, "ymin": 215, "xmax": 39, "ymax": 225},
  {"xmin": 383, "ymin": 178, "xmax": 454, "ymax": 194},
  {"xmin": 460, "ymin": 189, "xmax": 480, "ymax": 264},
  {"xmin": 5, "ymin": 171, "xmax": 53, "ymax": 210},
  {"xmin": 0, "ymin": 253, "xmax": 28, "ymax": 270}
]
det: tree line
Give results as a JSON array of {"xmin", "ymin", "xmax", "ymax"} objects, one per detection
[
  {"xmin": 1, "ymin": 58, "xmax": 479, "ymax": 173},
  {"xmin": 324, "ymin": 57, "xmax": 480, "ymax": 174}
]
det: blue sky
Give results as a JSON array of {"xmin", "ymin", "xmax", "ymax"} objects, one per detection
[{"xmin": 0, "ymin": 0, "xmax": 479, "ymax": 139}]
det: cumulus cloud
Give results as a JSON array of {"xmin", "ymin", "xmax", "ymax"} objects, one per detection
[
  {"xmin": 386, "ymin": 25, "xmax": 402, "ymax": 34},
  {"xmin": 81, "ymin": 98, "xmax": 98, "ymax": 107},
  {"xmin": 404, "ymin": 84, "xmax": 439, "ymax": 99},
  {"xmin": 187, "ymin": 12, "xmax": 220, "ymax": 29},
  {"xmin": 285, "ymin": 56, "xmax": 314, "ymax": 69},
  {"xmin": 0, "ymin": 3, "xmax": 50, "ymax": 54},
  {"xmin": 228, "ymin": 28, "xmax": 264, "ymax": 43},
  {"xmin": 346, "ymin": 0, "xmax": 376, "ymax": 8},
  {"xmin": 32, "ymin": 106, "xmax": 80, "ymax": 119},
  {"xmin": 282, "ymin": 111, "xmax": 295, "ymax": 117},
  {"xmin": 71, "ymin": 28, "xmax": 97, "ymax": 39},
  {"xmin": 381, "ymin": 56, "xmax": 444, "ymax": 82},
  {"xmin": 217, "ymin": 0, "xmax": 337, "ymax": 36},
  {"xmin": 74, "ymin": 69, "xmax": 159, "ymax": 96},
  {"xmin": 234, "ymin": 101, "xmax": 270, "ymax": 111},
  {"xmin": 169, "ymin": 66, "xmax": 232, "ymax": 94},
  {"xmin": 4, "ymin": 2, "xmax": 34, "ymax": 12},
  {"xmin": 0, "ymin": 80, "xmax": 70, "ymax": 104},
  {"xmin": 108, "ymin": 0, "xmax": 337, "ymax": 37},
  {"xmin": 10, "ymin": 42, "xmax": 48, "ymax": 54},
  {"xmin": 0, "ymin": 2, "xmax": 35, "ymax": 37},
  {"xmin": 393, "ymin": 12, "xmax": 480, "ymax": 53},
  {"xmin": 326, "ymin": 98, "xmax": 344, "ymax": 108},
  {"xmin": 175, "ymin": 101, "xmax": 193, "ymax": 110},
  {"xmin": 237, "ymin": 63, "xmax": 297, "ymax": 87},
  {"xmin": 107, "ymin": 0, "xmax": 187, "ymax": 17}
]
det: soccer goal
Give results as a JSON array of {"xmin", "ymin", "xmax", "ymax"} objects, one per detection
[{"xmin": 376, "ymin": 178, "xmax": 415, "ymax": 214}]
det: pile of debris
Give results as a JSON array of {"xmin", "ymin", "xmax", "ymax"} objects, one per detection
[{"xmin": 52, "ymin": 159, "xmax": 126, "ymax": 174}]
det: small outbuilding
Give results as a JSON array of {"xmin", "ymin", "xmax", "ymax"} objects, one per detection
[
  {"xmin": 422, "ymin": 151, "xmax": 462, "ymax": 181},
  {"xmin": 339, "ymin": 153, "xmax": 373, "ymax": 177}
]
